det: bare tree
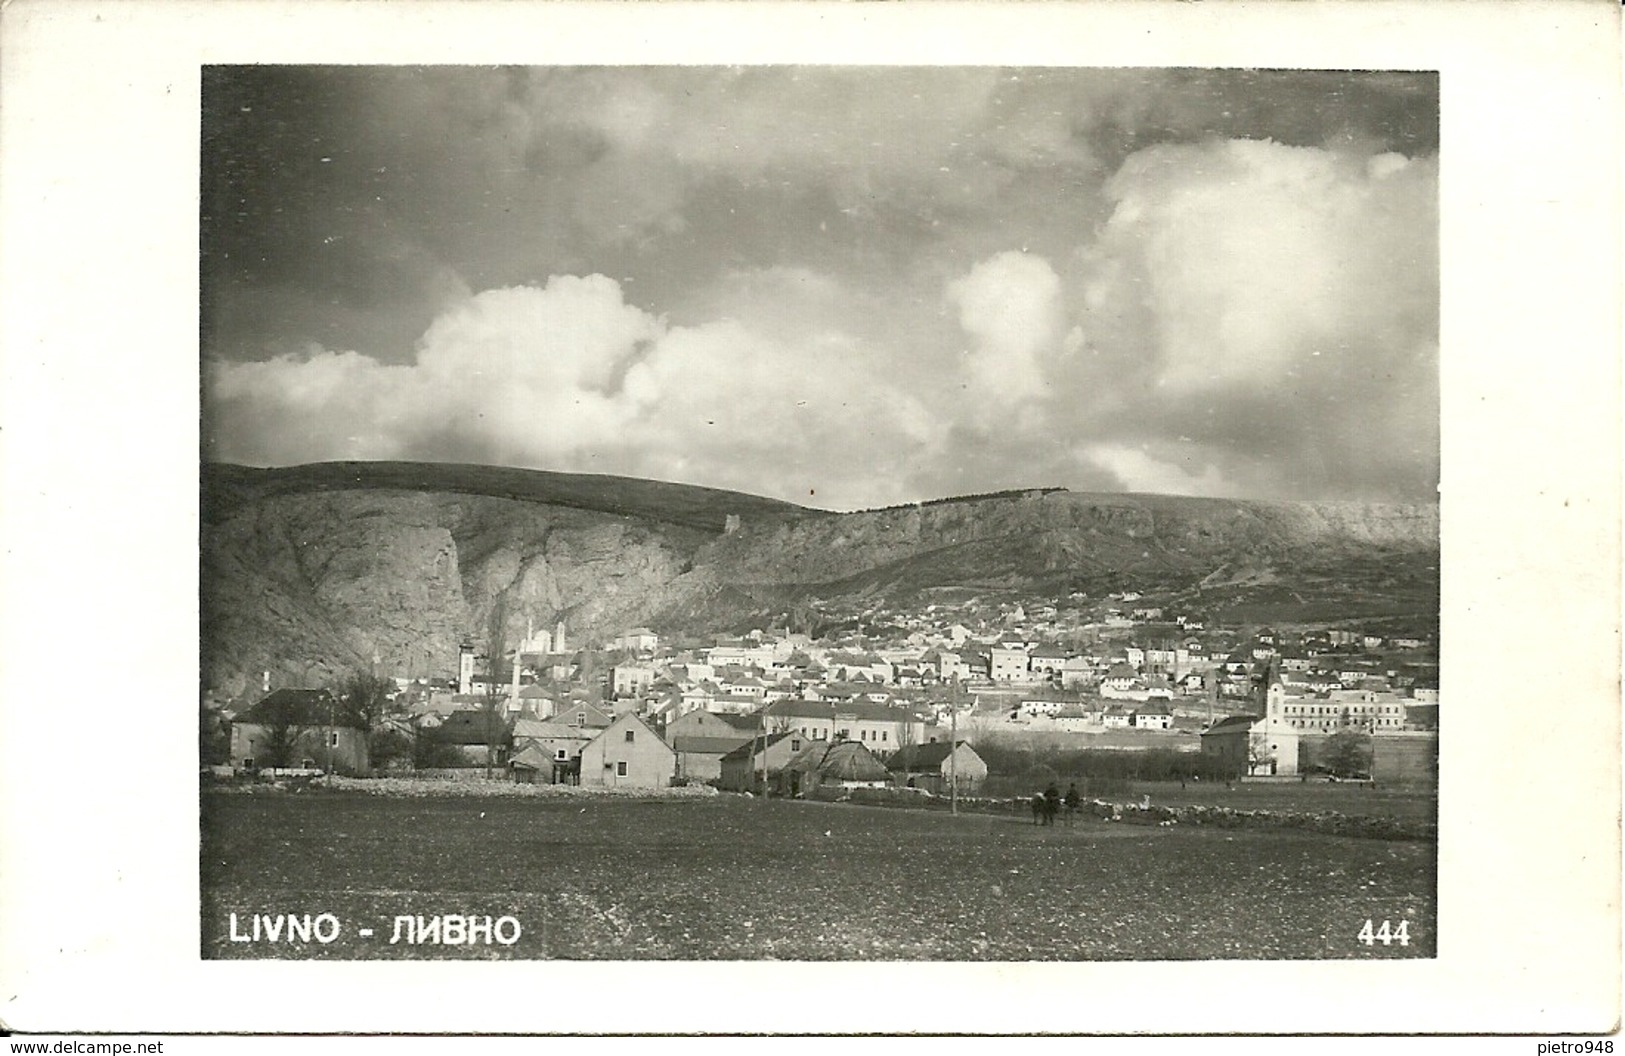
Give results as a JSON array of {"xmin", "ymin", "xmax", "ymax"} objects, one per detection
[
  {"xmin": 200, "ymin": 705, "xmax": 230, "ymax": 767},
  {"xmin": 336, "ymin": 670, "xmax": 395, "ymax": 766},
  {"xmin": 479, "ymin": 685, "xmax": 506, "ymax": 778},
  {"xmin": 1247, "ymin": 730, "xmax": 1273, "ymax": 776},
  {"xmin": 254, "ymin": 693, "xmax": 311, "ymax": 769}
]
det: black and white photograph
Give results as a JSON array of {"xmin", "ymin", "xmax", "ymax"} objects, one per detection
[
  {"xmin": 198, "ymin": 64, "xmax": 1442, "ymax": 963},
  {"xmin": 1, "ymin": 0, "xmax": 1619, "ymax": 1040}
]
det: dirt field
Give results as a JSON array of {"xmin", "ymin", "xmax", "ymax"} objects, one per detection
[
  {"xmin": 1116, "ymin": 780, "xmax": 1438, "ymax": 819},
  {"xmin": 201, "ymin": 791, "xmax": 1435, "ymax": 960}
]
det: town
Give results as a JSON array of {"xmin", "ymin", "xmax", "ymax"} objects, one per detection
[{"xmin": 206, "ymin": 589, "xmax": 1440, "ymax": 798}]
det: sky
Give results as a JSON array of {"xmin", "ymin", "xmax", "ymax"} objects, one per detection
[{"xmin": 201, "ymin": 66, "xmax": 1438, "ymax": 511}]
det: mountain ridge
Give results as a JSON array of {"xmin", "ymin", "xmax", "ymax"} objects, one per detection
[{"xmin": 200, "ymin": 461, "xmax": 1439, "ymax": 696}]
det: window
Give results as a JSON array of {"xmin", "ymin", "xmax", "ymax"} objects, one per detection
[
  {"xmin": 330, "ymin": 732, "xmax": 340, "ymax": 747},
  {"xmin": 242, "ymin": 757, "xmax": 254, "ymax": 770},
  {"xmin": 791, "ymin": 739, "xmax": 801, "ymax": 752},
  {"xmin": 616, "ymin": 761, "xmax": 628, "ymax": 777},
  {"xmin": 301, "ymin": 758, "xmax": 315, "ymax": 769},
  {"xmin": 882, "ymin": 731, "xmax": 888, "ymax": 742},
  {"xmin": 625, "ymin": 730, "xmax": 635, "ymax": 743},
  {"xmin": 555, "ymin": 749, "xmax": 567, "ymax": 760}
]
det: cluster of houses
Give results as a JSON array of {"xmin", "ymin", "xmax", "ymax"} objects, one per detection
[
  {"xmin": 226, "ymin": 684, "xmax": 990, "ymax": 795},
  {"xmin": 221, "ymin": 608, "xmax": 1438, "ymax": 789}
]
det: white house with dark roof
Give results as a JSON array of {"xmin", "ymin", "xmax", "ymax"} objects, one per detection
[
  {"xmin": 1131, "ymin": 701, "xmax": 1174, "ymax": 730},
  {"xmin": 761, "ymin": 698, "xmax": 929, "ymax": 749},
  {"xmin": 579, "ymin": 713, "xmax": 675, "ymax": 789},
  {"xmin": 613, "ymin": 628, "xmax": 660, "ymax": 653}
]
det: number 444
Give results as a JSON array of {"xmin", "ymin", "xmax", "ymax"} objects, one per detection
[{"xmin": 1358, "ymin": 919, "xmax": 1411, "ymax": 946}]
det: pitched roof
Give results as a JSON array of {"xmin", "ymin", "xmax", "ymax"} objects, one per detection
[
  {"xmin": 786, "ymin": 740, "xmax": 891, "ymax": 781},
  {"xmin": 509, "ymin": 744, "xmax": 554, "ymax": 770},
  {"xmin": 719, "ymin": 731, "xmax": 797, "ymax": 763},
  {"xmin": 512, "ymin": 718, "xmax": 594, "ymax": 741},
  {"xmin": 764, "ymin": 698, "xmax": 923, "ymax": 724},
  {"xmin": 553, "ymin": 700, "xmax": 613, "ymax": 727},
  {"xmin": 237, "ymin": 689, "xmax": 363, "ymax": 729},
  {"xmin": 885, "ymin": 740, "xmax": 972, "ymax": 771},
  {"xmin": 436, "ymin": 708, "xmax": 513, "ymax": 745},
  {"xmin": 1202, "ymin": 714, "xmax": 1259, "ymax": 735}
]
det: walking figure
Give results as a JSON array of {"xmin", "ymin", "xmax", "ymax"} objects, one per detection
[
  {"xmin": 1063, "ymin": 782, "xmax": 1080, "ymax": 826},
  {"xmin": 1030, "ymin": 794, "xmax": 1047, "ymax": 826},
  {"xmin": 1043, "ymin": 783, "xmax": 1061, "ymax": 827}
]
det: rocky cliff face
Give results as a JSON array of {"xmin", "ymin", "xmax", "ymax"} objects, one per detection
[
  {"xmin": 201, "ymin": 464, "xmax": 1439, "ymax": 696},
  {"xmin": 699, "ymin": 493, "xmax": 1439, "ymax": 587},
  {"xmin": 202, "ymin": 489, "xmax": 714, "ymax": 696}
]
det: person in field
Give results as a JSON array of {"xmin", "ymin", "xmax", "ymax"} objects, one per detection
[
  {"xmin": 1064, "ymin": 782, "xmax": 1080, "ymax": 826},
  {"xmin": 1043, "ymin": 783, "xmax": 1061, "ymax": 826}
]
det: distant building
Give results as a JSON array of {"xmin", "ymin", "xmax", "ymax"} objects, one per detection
[
  {"xmin": 885, "ymin": 740, "xmax": 987, "ymax": 794},
  {"xmin": 611, "ymin": 663, "xmax": 657, "ymax": 699},
  {"xmin": 229, "ymin": 689, "xmax": 369, "ymax": 774},
  {"xmin": 989, "ymin": 645, "xmax": 1030, "ymax": 682},
  {"xmin": 1200, "ymin": 710, "xmax": 1300, "ymax": 777},
  {"xmin": 779, "ymin": 740, "xmax": 892, "ymax": 796},
  {"xmin": 509, "ymin": 717, "xmax": 593, "ymax": 784},
  {"xmin": 1131, "ymin": 702, "xmax": 1174, "ymax": 730},
  {"xmin": 435, "ymin": 708, "xmax": 513, "ymax": 767},
  {"xmin": 613, "ymin": 628, "xmax": 660, "ymax": 653},
  {"xmin": 761, "ymin": 699, "xmax": 929, "ymax": 750},
  {"xmin": 718, "ymin": 731, "xmax": 805, "ymax": 792}
]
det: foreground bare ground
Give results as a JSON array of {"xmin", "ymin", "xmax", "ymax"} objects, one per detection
[{"xmin": 201, "ymin": 792, "xmax": 1434, "ymax": 961}]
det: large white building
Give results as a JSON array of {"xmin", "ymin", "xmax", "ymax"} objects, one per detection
[
  {"xmin": 989, "ymin": 646, "xmax": 1031, "ymax": 682},
  {"xmin": 1266, "ymin": 682, "xmax": 1406, "ymax": 733}
]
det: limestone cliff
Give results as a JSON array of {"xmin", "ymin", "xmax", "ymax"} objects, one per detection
[{"xmin": 201, "ymin": 463, "xmax": 1439, "ymax": 695}]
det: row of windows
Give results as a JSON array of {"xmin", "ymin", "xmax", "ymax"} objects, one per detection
[
  {"xmin": 792, "ymin": 726, "xmax": 896, "ymax": 743},
  {"xmin": 1284, "ymin": 718, "xmax": 1403, "ymax": 729}
]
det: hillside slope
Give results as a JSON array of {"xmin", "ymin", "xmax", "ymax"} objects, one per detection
[{"xmin": 201, "ymin": 462, "xmax": 1439, "ymax": 695}]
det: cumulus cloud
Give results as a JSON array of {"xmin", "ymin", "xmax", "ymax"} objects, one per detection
[
  {"xmin": 206, "ymin": 272, "xmax": 945, "ymax": 510},
  {"xmin": 204, "ymin": 69, "xmax": 1437, "ymax": 506},
  {"xmin": 1061, "ymin": 138, "xmax": 1439, "ymax": 500},
  {"xmin": 947, "ymin": 251, "xmax": 1066, "ymax": 408}
]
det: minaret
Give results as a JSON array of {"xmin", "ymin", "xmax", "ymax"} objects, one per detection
[
  {"xmin": 458, "ymin": 640, "xmax": 475, "ymax": 696},
  {"xmin": 555, "ymin": 621, "xmax": 567, "ymax": 655}
]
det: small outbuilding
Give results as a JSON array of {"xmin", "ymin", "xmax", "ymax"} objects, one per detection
[
  {"xmin": 885, "ymin": 740, "xmax": 988, "ymax": 794},
  {"xmin": 780, "ymin": 740, "xmax": 892, "ymax": 797}
]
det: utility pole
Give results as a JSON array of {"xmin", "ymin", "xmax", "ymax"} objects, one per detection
[
  {"xmin": 327, "ymin": 690, "xmax": 336, "ymax": 786},
  {"xmin": 1369, "ymin": 711, "xmax": 1378, "ymax": 787},
  {"xmin": 757, "ymin": 704, "xmax": 767, "ymax": 798},
  {"xmin": 950, "ymin": 674, "xmax": 959, "ymax": 816}
]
